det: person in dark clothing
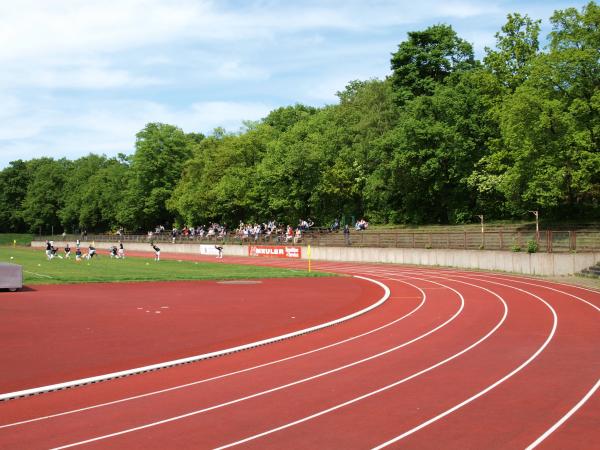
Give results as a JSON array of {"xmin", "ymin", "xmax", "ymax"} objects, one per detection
[
  {"xmin": 151, "ymin": 243, "xmax": 161, "ymax": 261},
  {"xmin": 343, "ymin": 225, "xmax": 351, "ymax": 246}
]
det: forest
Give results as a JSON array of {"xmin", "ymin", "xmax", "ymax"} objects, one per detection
[{"xmin": 0, "ymin": 2, "xmax": 598, "ymax": 233}]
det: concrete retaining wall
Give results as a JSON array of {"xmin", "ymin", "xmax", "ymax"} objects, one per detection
[{"xmin": 31, "ymin": 241, "xmax": 599, "ymax": 276}]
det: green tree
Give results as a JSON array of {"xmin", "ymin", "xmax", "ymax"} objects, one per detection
[
  {"xmin": 122, "ymin": 123, "xmax": 192, "ymax": 230},
  {"xmin": 20, "ymin": 158, "xmax": 71, "ymax": 234},
  {"xmin": 484, "ymin": 13, "xmax": 542, "ymax": 91},
  {"xmin": 0, "ymin": 160, "xmax": 31, "ymax": 232},
  {"xmin": 390, "ymin": 24, "xmax": 476, "ymax": 104}
]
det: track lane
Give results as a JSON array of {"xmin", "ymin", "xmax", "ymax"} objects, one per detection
[
  {"xmin": 50, "ymin": 277, "xmax": 511, "ymax": 449},
  {"xmin": 2, "ymin": 276, "xmax": 466, "ymax": 448},
  {"xmin": 0, "ymin": 254, "xmax": 598, "ymax": 449}
]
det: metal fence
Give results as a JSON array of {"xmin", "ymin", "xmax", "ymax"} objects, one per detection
[{"xmin": 40, "ymin": 230, "xmax": 600, "ymax": 253}]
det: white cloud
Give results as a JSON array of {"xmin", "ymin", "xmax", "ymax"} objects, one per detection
[
  {"xmin": 215, "ymin": 61, "xmax": 270, "ymax": 81},
  {"xmin": 0, "ymin": 98, "xmax": 274, "ymax": 167}
]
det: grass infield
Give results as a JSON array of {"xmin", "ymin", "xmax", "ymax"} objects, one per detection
[{"xmin": 0, "ymin": 246, "xmax": 333, "ymax": 285}]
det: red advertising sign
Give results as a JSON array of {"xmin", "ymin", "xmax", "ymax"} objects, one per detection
[{"xmin": 248, "ymin": 245, "xmax": 302, "ymax": 259}]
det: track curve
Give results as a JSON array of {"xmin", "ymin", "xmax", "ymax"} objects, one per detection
[{"xmin": 0, "ymin": 255, "xmax": 598, "ymax": 449}]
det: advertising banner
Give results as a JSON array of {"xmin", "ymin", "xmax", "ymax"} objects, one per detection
[{"xmin": 248, "ymin": 245, "xmax": 302, "ymax": 259}]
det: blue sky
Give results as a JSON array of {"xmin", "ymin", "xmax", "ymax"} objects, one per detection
[{"xmin": 0, "ymin": 0, "xmax": 589, "ymax": 168}]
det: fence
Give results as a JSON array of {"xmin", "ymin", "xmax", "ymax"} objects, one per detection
[{"xmin": 41, "ymin": 230, "xmax": 600, "ymax": 253}]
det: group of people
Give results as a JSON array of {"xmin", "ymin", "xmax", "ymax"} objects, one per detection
[{"xmin": 45, "ymin": 240, "xmax": 124, "ymax": 261}]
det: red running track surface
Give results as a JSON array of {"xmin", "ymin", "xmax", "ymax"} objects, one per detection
[{"xmin": 0, "ymin": 253, "xmax": 598, "ymax": 449}]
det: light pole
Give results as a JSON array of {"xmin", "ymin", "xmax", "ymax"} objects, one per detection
[
  {"xmin": 529, "ymin": 210, "xmax": 539, "ymax": 242},
  {"xmin": 477, "ymin": 215, "xmax": 484, "ymax": 248}
]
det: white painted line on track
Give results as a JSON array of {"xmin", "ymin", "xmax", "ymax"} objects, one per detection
[
  {"xmin": 2, "ymin": 277, "xmax": 420, "ymax": 430},
  {"xmin": 51, "ymin": 277, "xmax": 473, "ymax": 449},
  {"xmin": 0, "ymin": 275, "xmax": 389, "ymax": 401},
  {"xmin": 213, "ymin": 276, "xmax": 509, "ymax": 450},
  {"xmin": 370, "ymin": 276, "xmax": 558, "ymax": 449},
  {"xmin": 475, "ymin": 274, "xmax": 600, "ymax": 313},
  {"xmin": 526, "ymin": 378, "xmax": 600, "ymax": 449}
]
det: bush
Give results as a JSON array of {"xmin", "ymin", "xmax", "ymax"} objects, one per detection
[
  {"xmin": 511, "ymin": 243, "xmax": 521, "ymax": 252},
  {"xmin": 527, "ymin": 240, "xmax": 538, "ymax": 253}
]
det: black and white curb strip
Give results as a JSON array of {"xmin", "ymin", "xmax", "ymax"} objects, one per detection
[{"xmin": 0, "ymin": 275, "xmax": 390, "ymax": 401}]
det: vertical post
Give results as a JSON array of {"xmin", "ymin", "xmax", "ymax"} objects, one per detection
[
  {"xmin": 547, "ymin": 230, "xmax": 552, "ymax": 253},
  {"xmin": 500, "ymin": 231, "xmax": 504, "ymax": 250},
  {"xmin": 529, "ymin": 210, "xmax": 539, "ymax": 243},
  {"xmin": 412, "ymin": 233, "xmax": 415, "ymax": 248},
  {"xmin": 477, "ymin": 215, "xmax": 484, "ymax": 248},
  {"xmin": 464, "ymin": 231, "xmax": 467, "ymax": 249},
  {"xmin": 307, "ymin": 245, "xmax": 311, "ymax": 273}
]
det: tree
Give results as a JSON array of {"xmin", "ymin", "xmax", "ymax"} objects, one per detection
[
  {"xmin": 20, "ymin": 158, "xmax": 71, "ymax": 234},
  {"xmin": 390, "ymin": 24, "xmax": 476, "ymax": 103},
  {"xmin": 484, "ymin": 13, "xmax": 541, "ymax": 91},
  {"xmin": 0, "ymin": 160, "xmax": 31, "ymax": 232},
  {"xmin": 473, "ymin": 2, "xmax": 600, "ymax": 218},
  {"xmin": 122, "ymin": 123, "xmax": 192, "ymax": 230}
]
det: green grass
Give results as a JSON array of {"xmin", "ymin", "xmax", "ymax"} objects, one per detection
[
  {"xmin": 0, "ymin": 234, "xmax": 34, "ymax": 246},
  {"xmin": 0, "ymin": 247, "xmax": 333, "ymax": 285}
]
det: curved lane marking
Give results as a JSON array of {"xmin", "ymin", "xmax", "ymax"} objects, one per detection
[
  {"xmin": 211, "ymin": 275, "xmax": 510, "ymax": 450},
  {"xmin": 51, "ymin": 277, "xmax": 473, "ymax": 449},
  {"xmin": 2, "ymin": 277, "xmax": 418, "ymax": 429},
  {"xmin": 526, "ymin": 378, "xmax": 600, "ymax": 449},
  {"xmin": 0, "ymin": 275, "xmax": 389, "ymax": 401},
  {"xmin": 371, "ymin": 274, "xmax": 558, "ymax": 449}
]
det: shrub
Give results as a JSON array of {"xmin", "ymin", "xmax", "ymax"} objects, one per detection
[
  {"xmin": 511, "ymin": 244, "xmax": 521, "ymax": 252},
  {"xmin": 527, "ymin": 240, "xmax": 538, "ymax": 253}
]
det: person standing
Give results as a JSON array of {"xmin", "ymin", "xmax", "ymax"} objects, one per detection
[
  {"xmin": 215, "ymin": 245, "xmax": 223, "ymax": 259},
  {"xmin": 151, "ymin": 243, "xmax": 161, "ymax": 261},
  {"xmin": 118, "ymin": 241, "xmax": 125, "ymax": 259},
  {"xmin": 64, "ymin": 243, "xmax": 71, "ymax": 259},
  {"xmin": 343, "ymin": 224, "xmax": 351, "ymax": 246},
  {"xmin": 45, "ymin": 240, "xmax": 52, "ymax": 260}
]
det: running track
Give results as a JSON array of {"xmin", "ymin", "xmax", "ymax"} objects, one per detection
[{"xmin": 0, "ymin": 254, "xmax": 598, "ymax": 449}]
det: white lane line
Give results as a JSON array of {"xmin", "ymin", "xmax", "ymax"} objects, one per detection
[
  {"xmin": 0, "ymin": 275, "xmax": 389, "ymax": 401},
  {"xmin": 51, "ymin": 277, "xmax": 467, "ymax": 449},
  {"xmin": 213, "ymin": 276, "xmax": 509, "ymax": 450},
  {"xmin": 330, "ymin": 265, "xmax": 600, "ymax": 447},
  {"xmin": 371, "ymin": 276, "xmax": 558, "ymax": 449},
  {"xmin": 526, "ymin": 378, "xmax": 600, "ymax": 449},
  {"xmin": 476, "ymin": 274, "xmax": 600, "ymax": 313},
  {"xmin": 2, "ymin": 277, "xmax": 419, "ymax": 429}
]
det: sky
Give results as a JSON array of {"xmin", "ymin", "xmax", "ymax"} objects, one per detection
[{"xmin": 0, "ymin": 0, "xmax": 590, "ymax": 168}]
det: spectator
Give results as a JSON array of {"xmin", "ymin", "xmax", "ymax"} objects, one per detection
[
  {"xmin": 344, "ymin": 225, "xmax": 351, "ymax": 245},
  {"xmin": 294, "ymin": 228, "xmax": 302, "ymax": 244}
]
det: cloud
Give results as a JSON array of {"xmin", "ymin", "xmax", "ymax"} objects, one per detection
[
  {"xmin": 0, "ymin": 98, "xmax": 274, "ymax": 167},
  {"xmin": 215, "ymin": 61, "xmax": 270, "ymax": 81}
]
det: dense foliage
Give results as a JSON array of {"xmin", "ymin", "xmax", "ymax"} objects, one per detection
[{"xmin": 1, "ymin": 3, "xmax": 598, "ymax": 233}]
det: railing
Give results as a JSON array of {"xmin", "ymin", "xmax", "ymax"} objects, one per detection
[{"xmin": 39, "ymin": 230, "xmax": 600, "ymax": 253}]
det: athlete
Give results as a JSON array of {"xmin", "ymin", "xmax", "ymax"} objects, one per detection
[
  {"xmin": 151, "ymin": 243, "xmax": 161, "ymax": 261},
  {"xmin": 215, "ymin": 245, "xmax": 224, "ymax": 259}
]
